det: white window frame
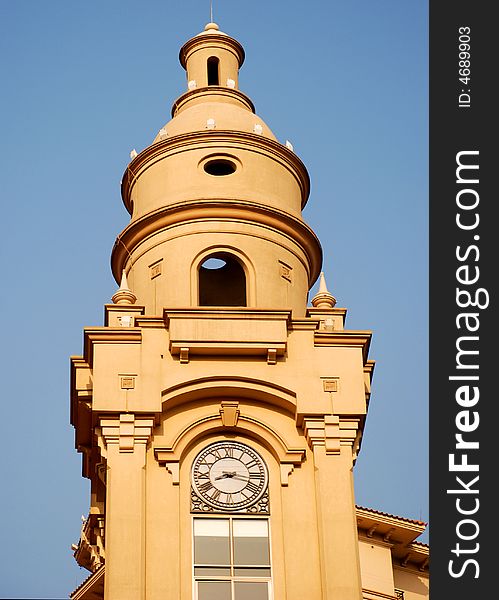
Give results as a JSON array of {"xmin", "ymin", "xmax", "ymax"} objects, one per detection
[{"xmin": 192, "ymin": 516, "xmax": 274, "ymax": 600}]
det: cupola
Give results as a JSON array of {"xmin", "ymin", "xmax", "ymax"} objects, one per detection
[{"xmin": 112, "ymin": 23, "xmax": 322, "ymax": 317}]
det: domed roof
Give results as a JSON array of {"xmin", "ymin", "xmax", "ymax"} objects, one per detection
[
  {"xmin": 151, "ymin": 22, "xmax": 276, "ymax": 143},
  {"xmin": 153, "ymin": 101, "xmax": 276, "ymax": 142}
]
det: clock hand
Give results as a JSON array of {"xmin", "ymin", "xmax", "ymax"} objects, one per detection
[
  {"xmin": 214, "ymin": 471, "xmax": 237, "ymax": 480},
  {"xmin": 230, "ymin": 474, "xmax": 250, "ymax": 482}
]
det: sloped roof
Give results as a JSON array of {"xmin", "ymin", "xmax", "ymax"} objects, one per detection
[{"xmin": 356, "ymin": 505, "xmax": 429, "ymax": 572}]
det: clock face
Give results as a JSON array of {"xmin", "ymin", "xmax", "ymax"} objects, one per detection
[{"xmin": 191, "ymin": 441, "xmax": 268, "ymax": 511}]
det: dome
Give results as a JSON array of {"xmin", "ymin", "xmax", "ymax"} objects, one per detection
[
  {"xmin": 150, "ymin": 22, "xmax": 276, "ymax": 144},
  {"xmin": 152, "ymin": 101, "xmax": 277, "ymax": 143}
]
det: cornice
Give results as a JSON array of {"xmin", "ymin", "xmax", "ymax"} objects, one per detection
[
  {"xmin": 163, "ymin": 307, "xmax": 292, "ymax": 323},
  {"xmin": 83, "ymin": 327, "xmax": 142, "ymax": 366},
  {"xmin": 314, "ymin": 330, "xmax": 372, "ymax": 363},
  {"xmin": 307, "ymin": 306, "xmax": 348, "ymax": 319},
  {"xmin": 171, "ymin": 86, "xmax": 255, "ymax": 116},
  {"xmin": 111, "ymin": 199, "xmax": 322, "ymax": 286},
  {"xmin": 365, "ymin": 359, "xmax": 375, "ymax": 377},
  {"xmin": 179, "ymin": 32, "xmax": 245, "ymax": 69},
  {"xmin": 121, "ymin": 130, "xmax": 310, "ymax": 212}
]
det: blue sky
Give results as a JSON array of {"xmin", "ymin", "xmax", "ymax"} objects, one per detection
[{"xmin": 0, "ymin": 1, "xmax": 428, "ymax": 596}]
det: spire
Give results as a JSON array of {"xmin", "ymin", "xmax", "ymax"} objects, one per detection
[
  {"xmin": 311, "ymin": 272, "xmax": 336, "ymax": 309},
  {"xmin": 111, "ymin": 270, "xmax": 137, "ymax": 305}
]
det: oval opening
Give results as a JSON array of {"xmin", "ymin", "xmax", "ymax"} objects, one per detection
[{"xmin": 204, "ymin": 159, "xmax": 236, "ymax": 176}]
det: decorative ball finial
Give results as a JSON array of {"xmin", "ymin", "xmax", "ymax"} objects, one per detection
[
  {"xmin": 205, "ymin": 22, "xmax": 219, "ymax": 31},
  {"xmin": 311, "ymin": 272, "xmax": 336, "ymax": 309},
  {"xmin": 111, "ymin": 270, "xmax": 137, "ymax": 305}
]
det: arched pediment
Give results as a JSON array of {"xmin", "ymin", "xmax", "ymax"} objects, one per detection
[{"xmin": 161, "ymin": 375, "xmax": 297, "ymax": 415}]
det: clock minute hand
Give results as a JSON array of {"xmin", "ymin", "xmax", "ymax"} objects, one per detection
[{"xmin": 230, "ymin": 474, "xmax": 250, "ymax": 482}]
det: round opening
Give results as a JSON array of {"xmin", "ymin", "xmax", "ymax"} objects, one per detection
[{"xmin": 204, "ymin": 159, "xmax": 237, "ymax": 176}]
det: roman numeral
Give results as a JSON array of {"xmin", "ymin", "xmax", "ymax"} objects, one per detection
[
  {"xmin": 198, "ymin": 481, "xmax": 213, "ymax": 493},
  {"xmin": 245, "ymin": 481, "xmax": 260, "ymax": 494}
]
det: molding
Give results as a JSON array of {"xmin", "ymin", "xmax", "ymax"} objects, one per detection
[
  {"xmin": 98, "ymin": 414, "xmax": 154, "ymax": 453},
  {"xmin": 111, "ymin": 199, "xmax": 321, "ymax": 286},
  {"xmin": 165, "ymin": 307, "xmax": 290, "ymax": 361},
  {"xmin": 179, "ymin": 32, "xmax": 245, "ymax": 69},
  {"xmin": 121, "ymin": 130, "xmax": 310, "ymax": 212},
  {"xmin": 314, "ymin": 330, "xmax": 372, "ymax": 363},
  {"xmin": 171, "ymin": 86, "xmax": 254, "ymax": 116},
  {"xmin": 303, "ymin": 415, "xmax": 362, "ymax": 455},
  {"xmin": 154, "ymin": 408, "xmax": 305, "ymax": 486},
  {"xmin": 82, "ymin": 327, "xmax": 141, "ymax": 367},
  {"xmin": 160, "ymin": 374, "xmax": 297, "ymax": 415}
]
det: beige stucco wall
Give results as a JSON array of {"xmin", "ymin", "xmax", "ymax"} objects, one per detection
[
  {"xmin": 393, "ymin": 567, "xmax": 429, "ymax": 600},
  {"xmin": 358, "ymin": 537, "xmax": 396, "ymax": 596}
]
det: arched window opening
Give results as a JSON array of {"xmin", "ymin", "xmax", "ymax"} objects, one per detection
[
  {"xmin": 199, "ymin": 253, "xmax": 247, "ymax": 306},
  {"xmin": 207, "ymin": 56, "xmax": 220, "ymax": 86}
]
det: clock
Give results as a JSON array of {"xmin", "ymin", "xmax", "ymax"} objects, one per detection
[{"xmin": 191, "ymin": 441, "xmax": 268, "ymax": 511}]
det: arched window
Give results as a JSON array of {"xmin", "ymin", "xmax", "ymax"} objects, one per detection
[
  {"xmin": 199, "ymin": 253, "xmax": 247, "ymax": 306},
  {"xmin": 207, "ymin": 56, "xmax": 220, "ymax": 85}
]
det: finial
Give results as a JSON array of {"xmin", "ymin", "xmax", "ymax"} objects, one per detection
[
  {"xmin": 205, "ymin": 22, "xmax": 219, "ymax": 31},
  {"xmin": 111, "ymin": 270, "xmax": 137, "ymax": 305},
  {"xmin": 311, "ymin": 272, "xmax": 337, "ymax": 309}
]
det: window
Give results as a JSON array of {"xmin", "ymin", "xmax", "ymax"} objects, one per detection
[
  {"xmin": 199, "ymin": 253, "xmax": 247, "ymax": 307},
  {"xmin": 204, "ymin": 159, "xmax": 236, "ymax": 176},
  {"xmin": 207, "ymin": 56, "xmax": 220, "ymax": 85},
  {"xmin": 193, "ymin": 518, "xmax": 271, "ymax": 600}
]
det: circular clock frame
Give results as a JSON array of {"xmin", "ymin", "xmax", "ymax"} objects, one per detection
[{"xmin": 191, "ymin": 441, "xmax": 268, "ymax": 511}]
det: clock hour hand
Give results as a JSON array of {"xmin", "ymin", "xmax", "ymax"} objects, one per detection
[{"xmin": 214, "ymin": 471, "xmax": 237, "ymax": 480}]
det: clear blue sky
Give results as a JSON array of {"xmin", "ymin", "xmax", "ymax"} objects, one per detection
[{"xmin": 0, "ymin": 1, "xmax": 428, "ymax": 596}]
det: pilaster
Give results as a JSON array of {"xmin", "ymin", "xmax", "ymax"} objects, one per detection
[
  {"xmin": 97, "ymin": 414, "xmax": 154, "ymax": 600},
  {"xmin": 304, "ymin": 416, "xmax": 364, "ymax": 600}
]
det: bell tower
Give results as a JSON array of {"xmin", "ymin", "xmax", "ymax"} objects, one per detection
[{"xmin": 70, "ymin": 22, "xmax": 374, "ymax": 600}]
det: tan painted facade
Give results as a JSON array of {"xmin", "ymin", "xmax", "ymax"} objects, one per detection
[{"xmin": 70, "ymin": 22, "xmax": 428, "ymax": 600}]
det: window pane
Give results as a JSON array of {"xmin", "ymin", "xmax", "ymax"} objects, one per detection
[
  {"xmin": 195, "ymin": 567, "xmax": 231, "ymax": 576},
  {"xmin": 233, "ymin": 520, "xmax": 269, "ymax": 566},
  {"xmin": 198, "ymin": 581, "xmax": 231, "ymax": 600},
  {"xmin": 194, "ymin": 519, "xmax": 230, "ymax": 536},
  {"xmin": 233, "ymin": 520, "xmax": 268, "ymax": 537},
  {"xmin": 234, "ymin": 581, "xmax": 269, "ymax": 600},
  {"xmin": 234, "ymin": 567, "xmax": 271, "ymax": 577},
  {"xmin": 194, "ymin": 519, "xmax": 230, "ymax": 565}
]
